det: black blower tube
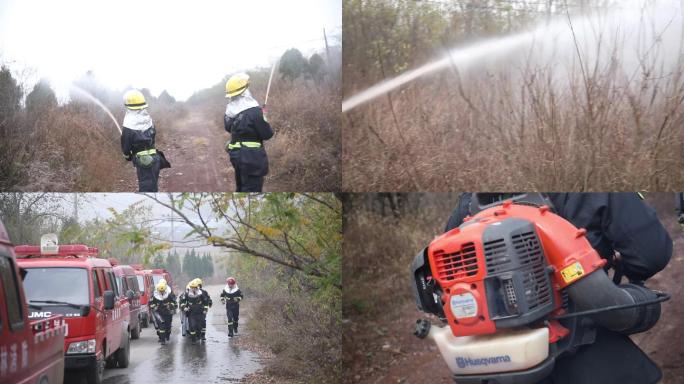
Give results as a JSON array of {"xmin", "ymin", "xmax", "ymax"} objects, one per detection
[{"xmin": 566, "ymin": 269, "xmax": 661, "ymax": 334}]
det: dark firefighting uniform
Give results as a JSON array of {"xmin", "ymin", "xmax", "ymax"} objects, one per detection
[
  {"xmin": 121, "ymin": 122, "xmax": 161, "ymax": 192},
  {"xmin": 220, "ymin": 286, "xmax": 243, "ymax": 336},
  {"xmin": 445, "ymin": 193, "xmax": 672, "ymax": 384},
  {"xmin": 199, "ymin": 286, "xmax": 212, "ymax": 341},
  {"xmin": 224, "ymin": 106, "xmax": 274, "ymax": 192},
  {"xmin": 181, "ymin": 288, "xmax": 209, "ymax": 342},
  {"xmin": 149, "ymin": 289, "xmax": 177, "ymax": 342}
]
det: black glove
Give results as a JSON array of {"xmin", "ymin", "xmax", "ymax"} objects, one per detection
[{"xmin": 123, "ymin": 153, "xmax": 132, "ymax": 161}]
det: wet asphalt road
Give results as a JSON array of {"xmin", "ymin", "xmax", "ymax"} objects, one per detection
[{"xmin": 69, "ymin": 284, "xmax": 262, "ymax": 384}]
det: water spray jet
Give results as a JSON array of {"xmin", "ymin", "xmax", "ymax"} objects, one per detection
[
  {"xmin": 69, "ymin": 85, "xmax": 122, "ymax": 134},
  {"xmin": 342, "ymin": 14, "xmax": 606, "ymax": 113}
]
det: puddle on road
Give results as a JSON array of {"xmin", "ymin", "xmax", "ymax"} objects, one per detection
[{"xmin": 102, "ymin": 308, "xmax": 262, "ymax": 384}]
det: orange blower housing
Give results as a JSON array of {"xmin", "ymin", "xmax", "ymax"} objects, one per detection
[{"xmin": 427, "ymin": 201, "xmax": 606, "ymax": 338}]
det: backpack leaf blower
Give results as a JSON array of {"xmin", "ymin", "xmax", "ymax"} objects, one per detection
[{"xmin": 411, "ymin": 199, "xmax": 669, "ymax": 384}]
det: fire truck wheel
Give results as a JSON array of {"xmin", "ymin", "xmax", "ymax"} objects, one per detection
[
  {"xmin": 141, "ymin": 314, "xmax": 149, "ymax": 328},
  {"xmin": 115, "ymin": 331, "xmax": 131, "ymax": 368},
  {"xmin": 131, "ymin": 319, "xmax": 141, "ymax": 339},
  {"xmin": 85, "ymin": 358, "xmax": 104, "ymax": 384}
]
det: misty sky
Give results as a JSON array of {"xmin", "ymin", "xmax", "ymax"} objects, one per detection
[
  {"xmin": 0, "ymin": 0, "xmax": 341, "ymax": 100},
  {"xmin": 63, "ymin": 193, "xmax": 232, "ymax": 253}
]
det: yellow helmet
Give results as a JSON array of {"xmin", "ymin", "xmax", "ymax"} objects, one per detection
[
  {"xmin": 156, "ymin": 280, "xmax": 167, "ymax": 292},
  {"xmin": 225, "ymin": 73, "xmax": 249, "ymax": 98},
  {"xmin": 123, "ymin": 89, "xmax": 147, "ymax": 110},
  {"xmin": 188, "ymin": 279, "xmax": 199, "ymax": 289},
  {"xmin": 195, "ymin": 278, "xmax": 203, "ymax": 286}
]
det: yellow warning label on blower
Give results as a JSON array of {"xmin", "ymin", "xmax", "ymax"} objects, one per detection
[{"xmin": 561, "ymin": 262, "xmax": 585, "ymax": 284}]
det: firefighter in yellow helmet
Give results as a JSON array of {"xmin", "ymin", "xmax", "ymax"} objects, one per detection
[
  {"xmin": 149, "ymin": 279, "xmax": 177, "ymax": 344},
  {"xmin": 181, "ymin": 279, "xmax": 210, "ymax": 344},
  {"xmin": 224, "ymin": 73, "xmax": 274, "ymax": 192},
  {"xmin": 120, "ymin": 89, "xmax": 171, "ymax": 192},
  {"xmin": 192, "ymin": 278, "xmax": 212, "ymax": 341}
]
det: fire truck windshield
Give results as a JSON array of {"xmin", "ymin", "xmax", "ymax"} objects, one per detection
[
  {"xmin": 152, "ymin": 275, "xmax": 163, "ymax": 286},
  {"xmin": 136, "ymin": 275, "xmax": 145, "ymax": 293},
  {"xmin": 23, "ymin": 267, "xmax": 89, "ymax": 306}
]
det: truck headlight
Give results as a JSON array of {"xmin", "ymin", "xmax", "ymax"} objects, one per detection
[{"xmin": 66, "ymin": 339, "xmax": 96, "ymax": 354}]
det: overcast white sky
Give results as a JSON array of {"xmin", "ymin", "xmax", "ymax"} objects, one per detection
[{"xmin": 0, "ymin": 0, "xmax": 341, "ymax": 100}]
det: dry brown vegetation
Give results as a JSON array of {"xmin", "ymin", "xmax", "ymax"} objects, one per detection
[
  {"xmin": 0, "ymin": 45, "xmax": 340, "ymax": 192},
  {"xmin": 342, "ymin": 193, "xmax": 459, "ymax": 382},
  {"xmin": 343, "ymin": 0, "xmax": 684, "ymax": 191}
]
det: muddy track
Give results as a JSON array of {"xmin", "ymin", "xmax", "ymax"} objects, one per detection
[{"xmin": 157, "ymin": 109, "xmax": 234, "ymax": 192}]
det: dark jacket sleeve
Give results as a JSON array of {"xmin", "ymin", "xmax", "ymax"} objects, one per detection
[
  {"xmin": 444, "ymin": 193, "xmax": 473, "ymax": 232},
  {"xmin": 253, "ymin": 107, "xmax": 274, "ymax": 141},
  {"xmin": 224, "ymin": 115, "xmax": 234, "ymax": 133},
  {"xmin": 121, "ymin": 128, "xmax": 132, "ymax": 159},
  {"xmin": 549, "ymin": 193, "xmax": 672, "ymax": 282},
  {"xmin": 203, "ymin": 290, "xmax": 212, "ymax": 307}
]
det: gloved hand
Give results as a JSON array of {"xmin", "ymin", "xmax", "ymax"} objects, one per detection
[
  {"xmin": 679, "ymin": 214, "xmax": 684, "ymax": 230},
  {"xmin": 236, "ymin": 297, "xmax": 242, "ymax": 302},
  {"xmin": 220, "ymin": 298, "xmax": 226, "ymax": 304},
  {"xmin": 262, "ymin": 106, "xmax": 269, "ymax": 123},
  {"xmin": 123, "ymin": 153, "xmax": 132, "ymax": 161}
]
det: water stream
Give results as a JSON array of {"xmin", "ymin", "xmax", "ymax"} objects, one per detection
[
  {"xmin": 342, "ymin": 1, "xmax": 682, "ymax": 112},
  {"xmin": 69, "ymin": 85, "xmax": 122, "ymax": 134}
]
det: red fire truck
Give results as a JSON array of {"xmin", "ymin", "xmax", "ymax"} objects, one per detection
[
  {"xmin": 148, "ymin": 268, "xmax": 172, "ymax": 290},
  {"xmin": 0, "ymin": 225, "xmax": 66, "ymax": 384},
  {"xmin": 131, "ymin": 265, "xmax": 154, "ymax": 328},
  {"xmin": 111, "ymin": 263, "xmax": 142, "ymax": 339},
  {"xmin": 15, "ymin": 235, "xmax": 131, "ymax": 384}
]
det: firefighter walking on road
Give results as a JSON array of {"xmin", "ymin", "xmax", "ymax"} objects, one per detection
[
  {"xmin": 121, "ymin": 89, "xmax": 170, "ymax": 192},
  {"xmin": 220, "ymin": 277, "xmax": 243, "ymax": 338},
  {"xmin": 194, "ymin": 278, "xmax": 212, "ymax": 341},
  {"xmin": 149, "ymin": 279, "xmax": 177, "ymax": 345},
  {"xmin": 181, "ymin": 279, "xmax": 210, "ymax": 344},
  {"xmin": 224, "ymin": 73, "xmax": 274, "ymax": 192}
]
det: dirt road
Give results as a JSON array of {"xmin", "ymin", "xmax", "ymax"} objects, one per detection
[{"xmin": 158, "ymin": 109, "xmax": 234, "ymax": 192}]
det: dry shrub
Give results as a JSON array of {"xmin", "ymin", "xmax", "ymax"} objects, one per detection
[
  {"xmin": 249, "ymin": 289, "xmax": 341, "ymax": 383},
  {"xmin": 343, "ymin": 3, "xmax": 684, "ymax": 191},
  {"xmin": 265, "ymin": 78, "xmax": 341, "ymax": 191},
  {"xmin": 13, "ymin": 103, "xmax": 126, "ymax": 191}
]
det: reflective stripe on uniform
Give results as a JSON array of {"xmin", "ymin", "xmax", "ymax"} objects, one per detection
[
  {"xmin": 136, "ymin": 148, "xmax": 157, "ymax": 156},
  {"xmin": 227, "ymin": 141, "xmax": 261, "ymax": 150}
]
